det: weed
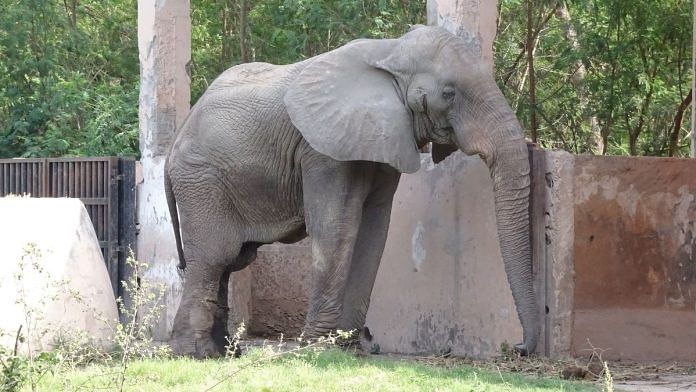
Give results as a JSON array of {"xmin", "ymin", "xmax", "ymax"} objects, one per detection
[{"xmin": 0, "ymin": 245, "xmax": 168, "ymax": 392}]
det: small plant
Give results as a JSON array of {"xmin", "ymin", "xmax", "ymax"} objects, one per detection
[
  {"xmin": 206, "ymin": 329, "xmax": 356, "ymax": 391},
  {"xmin": 0, "ymin": 243, "xmax": 64, "ymax": 392},
  {"xmin": 499, "ymin": 341, "xmax": 516, "ymax": 360},
  {"xmin": 110, "ymin": 252, "xmax": 170, "ymax": 391},
  {"xmin": 0, "ymin": 327, "xmax": 27, "ymax": 392},
  {"xmin": 224, "ymin": 321, "xmax": 247, "ymax": 358},
  {"xmin": 0, "ymin": 245, "xmax": 170, "ymax": 392},
  {"xmin": 602, "ymin": 361, "xmax": 613, "ymax": 392}
]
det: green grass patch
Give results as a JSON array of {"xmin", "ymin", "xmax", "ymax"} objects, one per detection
[{"xmin": 34, "ymin": 348, "xmax": 598, "ymax": 391}]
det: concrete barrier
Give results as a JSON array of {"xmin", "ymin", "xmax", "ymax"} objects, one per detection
[
  {"xmin": 0, "ymin": 197, "xmax": 118, "ymax": 352},
  {"xmin": 365, "ymin": 153, "xmax": 521, "ymax": 357}
]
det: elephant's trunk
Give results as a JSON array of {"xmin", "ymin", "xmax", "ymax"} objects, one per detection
[
  {"xmin": 489, "ymin": 137, "xmax": 538, "ymax": 355},
  {"xmin": 454, "ymin": 81, "xmax": 539, "ymax": 355}
]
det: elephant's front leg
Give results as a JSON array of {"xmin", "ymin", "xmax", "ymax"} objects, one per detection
[
  {"xmin": 339, "ymin": 168, "xmax": 400, "ymax": 339},
  {"xmin": 301, "ymin": 158, "xmax": 373, "ymax": 339}
]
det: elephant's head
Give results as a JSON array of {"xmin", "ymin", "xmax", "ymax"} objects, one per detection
[{"xmin": 285, "ymin": 26, "xmax": 538, "ymax": 355}]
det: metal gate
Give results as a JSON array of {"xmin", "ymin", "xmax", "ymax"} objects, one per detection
[{"xmin": 0, "ymin": 157, "xmax": 136, "ymax": 300}]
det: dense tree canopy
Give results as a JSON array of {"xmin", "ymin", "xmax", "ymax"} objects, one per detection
[
  {"xmin": 497, "ymin": 0, "xmax": 693, "ymax": 156},
  {"xmin": 0, "ymin": 0, "xmax": 139, "ymax": 158},
  {"xmin": 0, "ymin": 0, "xmax": 692, "ymax": 158}
]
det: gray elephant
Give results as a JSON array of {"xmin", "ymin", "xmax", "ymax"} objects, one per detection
[{"xmin": 165, "ymin": 25, "xmax": 538, "ymax": 358}]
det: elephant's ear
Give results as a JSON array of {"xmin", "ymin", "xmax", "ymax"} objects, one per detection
[
  {"xmin": 432, "ymin": 143, "xmax": 459, "ymax": 164},
  {"xmin": 284, "ymin": 39, "xmax": 420, "ymax": 174}
]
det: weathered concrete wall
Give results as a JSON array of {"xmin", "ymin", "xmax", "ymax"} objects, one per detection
[
  {"xmin": 427, "ymin": 0, "xmax": 497, "ymax": 68},
  {"xmin": 571, "ymin": 156, "xmax": 696, "ymax": 361},
  {"xmin": 0, "ymin": 198, "xmax": 118, "ymax": 352},
  {"xmin": 137, "ymin": 0, "xmax": 191, "ymax": 340},
  {"xmin": 247, "ymin": 242, "xmax": 311, "ymax": 337},
  {"xmin": 365, "ymin": 153, "xmax": 521, "ymax": 357},
  {"xmin": 542, "ymin": 151, "xmax": 576, "ymax": 358}
]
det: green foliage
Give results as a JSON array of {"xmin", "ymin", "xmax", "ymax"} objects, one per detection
[
  {"xmin": 1, "ymin": 0, "xmax": 692, "ymax": 157},
  {"xmin": 191, "ymin": 0, "xmax": 425, "ymax": 101},
  {"xmin": 0, "ymin": 0, "xmax": 139, "ymax": 158},
  {"xmin": 496, "ymin": 0, "xmax": 693, "ymax": 156}
]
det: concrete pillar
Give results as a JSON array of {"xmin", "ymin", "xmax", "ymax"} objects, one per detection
[
  {"xmin": 137, "ymin": 0, "xmax": 191, "ymax": 340},
  {"xmin": 543, "ymin": 151, "xmax": 576, "ymax": 358},
  {"xmin": 427, "ymin": 0, "xmax": 498, "ymax": 70}
]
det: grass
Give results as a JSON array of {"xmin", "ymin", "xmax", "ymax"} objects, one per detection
[{"xmin": 34, "ymin": 348, "xmax": 599, "ymax": 391}]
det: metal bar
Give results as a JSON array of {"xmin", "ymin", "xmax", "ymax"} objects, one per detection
[
  {"xmin": 80, "ymin": 162, "xmax": 86, "ymax": 197},
  {"xmin": 2, "ymin": 164, "xmax": 7, "ymax": 195},
  {"xmin": 64, "ymin": 162, "xmax": 75, "ymax": 197},
  {"xmin": 108, "ymin": 158, "xmax": 120, "ymax": 299},
  {"xmin": 62, "ymin": 162, "xmax": 68, "ymax": 197},
  {"xmin": 86, "ymin": 161, "xmax": 92, "ymax": 198},
  {"xmin": 9, "ymin": 164, "xmax": 14, "ymax": 194},
  {"xmin": 19, "ymin": 163, "xmax": 25, "ymax": 194},
  {"xmin": 118, "ymin": 158, "xmax": 136, "ymax": 321},
  {"xmin": 31, "ymin": 162, "xmax": 37, "ymax": 196},
  {"xmin": 93, "ymin": 161, "xmax": 98, "ymax": 197},
  {"xmin": 41, "ymin": 158, "xmax": 48, "ymax": 197}
]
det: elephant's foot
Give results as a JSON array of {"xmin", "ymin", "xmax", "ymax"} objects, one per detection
[
  {"xmin": 301, "ymin": 325, "xmax": 360, "ymax": 348},
  {"xmin": 170, "ymin": 332, "xmax": 224, "ymax": 359},
  {"xmin": 514, "ymin": 342, "xmax": 534, "ymax": 357}
]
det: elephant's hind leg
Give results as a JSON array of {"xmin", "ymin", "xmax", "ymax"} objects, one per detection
[{"xmin": 170, "ymin": 200, "xmax": 243, "ymax": 358}]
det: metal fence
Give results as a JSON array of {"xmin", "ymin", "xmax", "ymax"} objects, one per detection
[{"xmin": 0, "ymin": 157, "xmax": 136, "ymax": 300}]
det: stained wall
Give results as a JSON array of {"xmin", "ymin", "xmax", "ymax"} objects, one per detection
[{"xmin": 571, "ymin": 156, "xmax": 696, "ymax": 361}]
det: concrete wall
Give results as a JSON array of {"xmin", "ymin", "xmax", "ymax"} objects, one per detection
[
  {"xmin": 427, "ymin": 0, "xmax": 497, "ymax": 69},
  {"xmin": 365, "ymin": 154, "xmax": 521, "ymax": 357},
  {"xmin": 137, "ymin": 0, "xmax": 191, "ymax": 340},
  {"xmin": 571, "ymin": 156, "xmax": 696, "ymax": 361},
  {"xmin": 245, "ymin": 152, "xmax": 696, "ymax": 363}
]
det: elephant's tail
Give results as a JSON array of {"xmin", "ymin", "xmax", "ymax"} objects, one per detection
[{"xmin": 164, "ymin": 162, "xmax": 186, "ymax": 271}]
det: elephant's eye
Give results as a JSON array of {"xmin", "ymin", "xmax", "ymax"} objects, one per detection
[{"xmin": 442, "ymin": 87, "xmax": 455, "ymax": 101}]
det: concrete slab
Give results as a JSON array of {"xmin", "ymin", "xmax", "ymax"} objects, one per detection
[{"xmin": 364, "ymin": 153, "xmax": 521, "ymax": 358}]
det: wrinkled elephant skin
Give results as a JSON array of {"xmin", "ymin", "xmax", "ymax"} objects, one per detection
[{"xmin": 165, "ymin": 26, "xmax": 538, "ymax": 358}]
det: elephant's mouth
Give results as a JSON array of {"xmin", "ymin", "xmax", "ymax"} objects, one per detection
[{"xmin": 429, "ymin": 126, "xmax": 454, "ymax": 144}]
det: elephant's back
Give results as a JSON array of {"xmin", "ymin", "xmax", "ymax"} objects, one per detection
[
  {"xmin": 168, "ymin": 60, "xmax": 308, "ymax": 193},
  {"xmin": 207, "ymin": 61, "xmax": 304, "ymax": 92}
]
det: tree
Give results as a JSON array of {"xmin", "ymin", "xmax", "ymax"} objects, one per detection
[
  {"xmin": 496, "ymin": 0, "xmax": 693, "ymax": 156},
  {"xmin": 0, "ymin": 0, "xmax": 139, "ymax": 158}
]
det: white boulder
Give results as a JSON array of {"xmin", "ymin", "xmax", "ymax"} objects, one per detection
[{"xmin": 0, "ymin": 197, "xmax": 118, "ymax": 353}]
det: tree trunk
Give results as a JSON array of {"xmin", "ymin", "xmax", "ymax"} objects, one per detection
[
  {"xmin": 526, "ymin": 0, "xmax": 538, "ymax": 142},
  {"xmin": 239, "ymin": 0, "xmax": 248, "ymax": 63},
  {"xmin": 220, "ymin": 0, "xmax": 234, "ymax": 71},
  {"xmin": 668, "ymin": 89, "xmax": 692, "ymax": 156}
]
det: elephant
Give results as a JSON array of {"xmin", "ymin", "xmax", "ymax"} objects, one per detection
[{"xmin": 164, "ymin": 25, "xmax": 538, "ymax": 358}]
